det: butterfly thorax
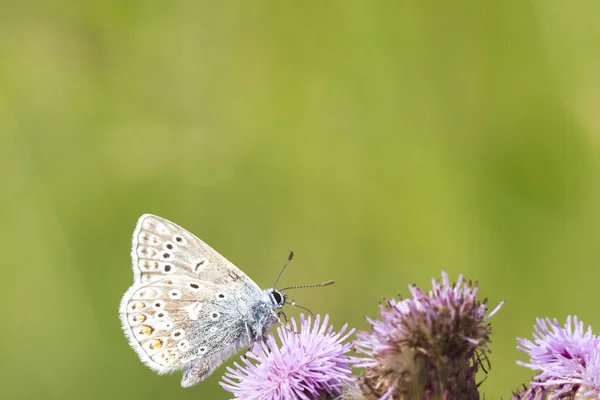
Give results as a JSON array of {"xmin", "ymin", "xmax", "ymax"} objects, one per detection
[{"xmin": 245, "ymin": 290, "xmax": 282, "ymax": 341}]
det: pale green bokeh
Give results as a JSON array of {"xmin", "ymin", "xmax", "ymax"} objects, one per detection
[{"xmin": 1, "ymin": 1, "xmax": 600, "ymax": 399}]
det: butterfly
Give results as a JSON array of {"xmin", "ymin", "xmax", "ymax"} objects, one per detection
[{"xmin": 119, "ymin": 214, "xmax": 332, "ymax": 387}]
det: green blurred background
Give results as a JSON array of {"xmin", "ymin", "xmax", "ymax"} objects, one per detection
[{"xmin": 1, "ymin": 1, "xmax": 599, "ymax": 399}]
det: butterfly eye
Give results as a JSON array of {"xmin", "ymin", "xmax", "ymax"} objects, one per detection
[{"xmin": 271, "ymin": 290, "xmax": 284, "ymax": 306}]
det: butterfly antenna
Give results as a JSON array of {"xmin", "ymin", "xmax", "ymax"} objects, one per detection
[
  {"xmin": 286, "ymin": 300, "xmax": 315, "ymax": 317},
  {"xmin": 273, "ymin": 251, "xmax": 294, "ymax": 288},
  {"xmin": 279, "ymin": 280, "xmax": 335, "ymax": 291}
]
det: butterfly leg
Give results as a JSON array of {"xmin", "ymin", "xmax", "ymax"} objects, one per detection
[
  {"xmin": 243, "ymin": 341, "xmax": 270, "ymax": 357},
  {"xmin": 277, "ymin": 311, "xmax": 299, "ymax": 335},
  {"xmin": 277, "ymin": 310, "xmax": 288, "ymax": 324},
  {"xmin": 243, "ymin": 322, "xmax": 256, "ymax": 358},
  {"xmin": 259, "ymin": 335, "xmax": 272, "ymax": 353}
]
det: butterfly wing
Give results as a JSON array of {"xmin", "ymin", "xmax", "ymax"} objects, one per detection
[
  {"xmin": 119, "ymin": 214, "xmax": 267, "ymax": 381},
  {"xmin": 129, "ymin": 214, "xmax": 260, "ymax": 289}
]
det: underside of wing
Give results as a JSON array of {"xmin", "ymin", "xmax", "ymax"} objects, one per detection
[
  {"xmin": 131, "ymin": 214, "xmax": 260, "ymax": 291},
  {"xmin": 119, "ymin": 275, "xmax": 253, "ymax": 374}
]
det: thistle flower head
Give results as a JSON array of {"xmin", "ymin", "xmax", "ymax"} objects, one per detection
[
  {"xmin": 516, "ymin": 316, "xmax": 600, "ymax": 399},
  {"xmin": 220, "ymin": 314, "xmax": 356, "ymax": 400},
  {"xmin": 353, "ymin": 271, "xmax": 503, "ymax": 399}
]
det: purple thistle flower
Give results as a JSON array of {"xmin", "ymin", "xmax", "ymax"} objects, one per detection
[
  {"xmin": 511, "ymin": 379, "xmax": 553, "ymax": 400},
  {"xmin": 220, "ymin": 314, "xmax": 356, "ymax": 400},
  {"xmin": 353, "ymin": 271, "xmax": 504, "ymax": 400},
  {"xmin": 515, "ymin": 316, "xmax": 600, "ymax": 399}
]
